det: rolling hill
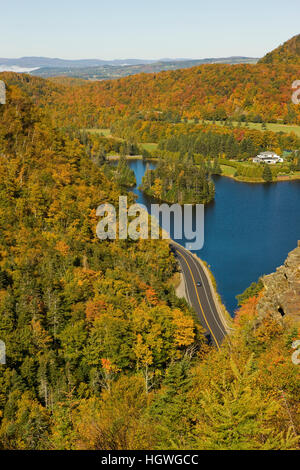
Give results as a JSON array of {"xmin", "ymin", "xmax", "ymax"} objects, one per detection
[
  {"xmin": 259, "ymin": 34, "xmax": 300, "ymax": 65},
  {"xmin": 0, "ymin": 56, "xmax": 258, "ymax": 80},
  {"xmin": 1, "ymin": 34, "xmax": 300, "ymax": 128},
  {"xmin": 29, "ymin": 57, "xmax": 258, "ymax": 80}
]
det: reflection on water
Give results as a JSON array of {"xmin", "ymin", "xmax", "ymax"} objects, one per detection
[{"xmin": 127, "ymin": 159, "xmax": 300, "ymax": 315}]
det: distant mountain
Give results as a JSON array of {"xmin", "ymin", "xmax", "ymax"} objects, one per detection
[
  {"xmin": 0, "ymin": 56, "xmax": 258, "ymax": 73},
  {"xmin": 29, "ymin": 56, "xmax": 258, "ymax": 80},
  {"xmin": 259, "ymin": 34, "xmax": 300, "ymax": 64},
  {"xmin": 0, "ymin": 55, "xmax": 258, "ymax": 81},
  {"xmin": 0, "ymin": 57, "xmax": 158, "ymax": 69}
]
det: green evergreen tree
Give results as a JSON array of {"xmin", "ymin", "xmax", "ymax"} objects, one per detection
[
  {"xmin": 193, "ymin": 357, "xmax": 298, "ymax": 450},
  {"xmin": 262, "ymin": 164, "xmax": 273, "ymax": 182},
  {"xmin": 212, "ymin": 158, "xmax": 222, "ymax": 175}
]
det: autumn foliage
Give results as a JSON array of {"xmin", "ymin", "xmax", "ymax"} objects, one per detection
[{"xmin": 0, "ymin": 59, "xmax": 299, "ymax": 451}]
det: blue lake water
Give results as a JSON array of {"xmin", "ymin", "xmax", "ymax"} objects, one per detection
[{"xmin": 127, "ymin": 159, "xmax": 300, "ymax": 315}]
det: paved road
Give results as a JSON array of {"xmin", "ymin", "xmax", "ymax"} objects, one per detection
[{"xmin": 171, "ymin": 243, "xmax": 228, "ymax": 349}]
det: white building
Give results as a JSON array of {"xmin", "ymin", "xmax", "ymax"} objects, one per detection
[{"xmin": 253, "ymin": 151, "xmax": 283, "ymax": 165}]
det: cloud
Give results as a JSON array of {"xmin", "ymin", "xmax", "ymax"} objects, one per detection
[{"xmin": 0, "ymin": 65, "xmax": 38, "ymax": 73}]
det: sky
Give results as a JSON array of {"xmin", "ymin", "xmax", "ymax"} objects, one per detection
[{"xmin": 1, "ymin": 0, "xmax": 300, "ymax": 60}]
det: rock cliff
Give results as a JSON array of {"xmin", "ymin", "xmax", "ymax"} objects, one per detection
[{"xmin": 257, "ymin": 242, "xmax": 300, "ymax": 325}]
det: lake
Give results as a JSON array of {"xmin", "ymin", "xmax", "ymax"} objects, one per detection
[{"xmin": 127, "ymin": 159, "xmax": 300, "ymax": 315}]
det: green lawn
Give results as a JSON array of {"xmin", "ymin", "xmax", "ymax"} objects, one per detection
[{"xmin": 220, "ymin": 164, "xmax": 236, "ymax": 176}]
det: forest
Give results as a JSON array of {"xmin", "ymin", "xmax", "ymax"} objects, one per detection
[
  {"xmin": 0, "ymin": 80, "xmax": 207, "ymax": 448},
  {"xmin": 0, "ymin": 50, "xmax": 299, "ymax": 449},
  {"xmin": 141, "ymin": 157, "xmax": 215, "ymax": 204}
]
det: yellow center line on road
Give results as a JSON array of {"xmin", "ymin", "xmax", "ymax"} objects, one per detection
[
  {"xmin": 177, "ymin": 250, "xmax": 220, "ymax": 350},
  {"xmin": 183, "ymin": 250, "xmax": 227, "ymax": 338}
]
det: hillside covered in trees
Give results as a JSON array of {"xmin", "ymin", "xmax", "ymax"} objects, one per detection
[
  {"xmin": 1, "ymin": 52, "xmax": 300, "ymax": 130},
  {"xmin": 259, "ymin": 34, "xmax": 300, "ymax": 65},
  {"xmin": 47, "ymin": 62, "xmax": 300, "ymax": 126},
  {"xmin": 0, "ymin": 80, "xmax": 208, "ymax": 448}
]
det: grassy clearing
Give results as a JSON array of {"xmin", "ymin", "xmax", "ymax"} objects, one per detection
[
  {"xmin": 219, "ymin": 163, "xmax": 300, "ymax": 183},
  {"xmin": 140, "ymin": 142, "xmax": 158, "ymax": 151},
  {"xmin": 212, "ymin": 121, "xmax": 300, "ymax": 137},
  {"xmin": 84, "ymin": 129, "xmax": 158, "ymax": 152}
]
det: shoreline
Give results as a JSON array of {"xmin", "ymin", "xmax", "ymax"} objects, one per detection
[
  {"xmin": 220, "ymin": 172, "xmax": 300, "ymax": 184},
  {"xmin": 107, "ymin": 155, "xmax": 300, "ymax": 185},
  {"xmin": 107, "ymin": 155, "xmax": 159, "ymax": 162},
  {"xmin": 106, "ymin": 154, "xmax": 144, "ymax": 161}
]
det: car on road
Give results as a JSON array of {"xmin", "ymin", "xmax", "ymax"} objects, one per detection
[{"xmin": 196, "ymin": 281, "xmax": 202, "ymax": 287}]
